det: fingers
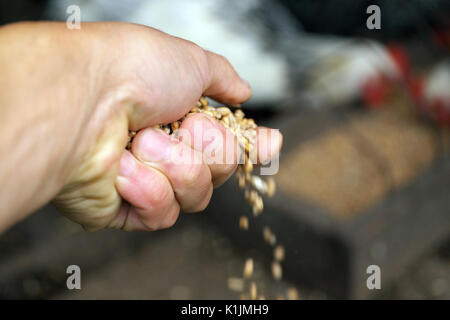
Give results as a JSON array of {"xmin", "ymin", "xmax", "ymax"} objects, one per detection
[
  {"xmin": 178, "ymin": 114, "xmax": 283, "ymax": 186},
  {"xmin": 254, "ymin": 127, "xmax": 283, "ymax": 165},
  {"xmin": 178, "ymin": 113, "xmax": 241, "ymax": 187},
  {"xmin": 115, "ymin": 150, "xmax": 180, "ymax": 231},
  {"xmin": 114, "ymin": 121, "xmax": 282, "ymax": 232},
  {"xmin": 131, "ymin": 128, "xmax": 214, "ymax": 213},
  {"xmin": 202, "ymin": 50, "xmax": 252, "ymax": 105}
]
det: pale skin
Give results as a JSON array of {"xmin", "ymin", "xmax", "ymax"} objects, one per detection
[{"xmin": 0, "ymin": 22, "xmax": 282, "ymax": 233}]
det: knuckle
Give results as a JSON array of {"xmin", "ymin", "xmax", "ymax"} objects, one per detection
[
  {"xmin": 181, "ymin": 162, "xmax": 208, "ymax": 188},
  {"xmin": 148, "ymin": 179, "xmax": 174, "ymax": 211},
  {"xmin": 189, "ymin": 42, "xmax": 207, "ymax": 62},
  {"xmin": 187, "ymin": 42, "xmax": 209, "ymax": 83},
  {"xmin": 159, "ymin": 205, "xmax": 180, "ymax": 229},
  {"xmin": 182, "ymin": 181, "xmax": 213, "ymax": 213},
  {"xmin": 196, "ymin": 184, "xmax": 213, "ymax": 211},
  {"xmin": 215, "ymin": 162, "xmax": 238, "ymax": 177},
  {"xmin": 215, "ymin": 53, "xmax": 231, "ymax": 66}
]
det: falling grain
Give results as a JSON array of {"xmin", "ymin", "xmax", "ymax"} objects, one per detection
[
  {"xmin": 243, "ymin": 258, "xmax": 254, "ymax": 278},
  {"xmin": 239, "ymin": 216, "xmax": 249, "ymax": 230},
  {"xmin": 271, "ymin": 261, "xmax": 283, "ymax": 280}
]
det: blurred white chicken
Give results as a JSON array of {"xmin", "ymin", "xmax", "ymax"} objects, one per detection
[
  {"xmin": 46, "ymin": 0, "xmax": 290, "ymax": 105},
  {"xmin": 47, "ymin": 0, "xmax": 405, "ymax": 109},
  {"xmin": 408, "ymin": 59, "xmax": 450, "ymax": 126}
]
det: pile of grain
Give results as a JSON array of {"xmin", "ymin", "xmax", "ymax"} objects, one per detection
[{"xmin": 277, "ymin": 94, "xmax": 440, "ymax": 219}]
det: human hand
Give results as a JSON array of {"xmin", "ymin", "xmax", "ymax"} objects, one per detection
[{"xmin": 0, "ymin": 22, "xmax": 282, "ymax": 231}]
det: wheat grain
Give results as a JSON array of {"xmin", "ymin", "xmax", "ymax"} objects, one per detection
[{"xmin": 126, "ymin": 97, "xmax": 288, "ymax": 299}]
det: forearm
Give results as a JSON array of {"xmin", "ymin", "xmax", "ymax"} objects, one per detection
[{"xmin": 0, "ymin": 22, "xmax": 96, "ymax": 230}]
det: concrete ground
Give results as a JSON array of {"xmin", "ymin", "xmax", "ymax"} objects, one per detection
[{"xmin": 0, "ymin": 202, "xmax": 449, "ymax": 299}]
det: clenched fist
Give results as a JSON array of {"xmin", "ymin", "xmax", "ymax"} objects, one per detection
[{"xmin": 0, "ymin": 22, "xmax": 282, "ymax": 232}]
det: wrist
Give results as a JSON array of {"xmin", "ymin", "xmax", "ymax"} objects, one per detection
[{"xmin": 0, "ymin": 22, "xmax": 103, "ymax": 225}]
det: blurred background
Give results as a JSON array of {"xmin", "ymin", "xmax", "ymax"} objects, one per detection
[{"xmin": 0, "ymin": 0, "xmax": 449, "ymax": 299}]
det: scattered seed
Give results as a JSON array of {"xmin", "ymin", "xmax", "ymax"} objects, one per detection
[
  {"xmin": 127, "ymin": 131, "xmax": 136, "ymax": 149},
  {"xmin": 244, "ymin": 159, "xmax": 253, "ymax": 173},
  {"xmin": 171, "ymin": 121, "xmax": 180, "ymax": 131},
  {"xmin": 200, "ymin": 97, "xmax": 208, "ymax": 107},
  {"xmin": 235, "ymin": 109, "xmax": 245, "ymax": 119},
  {"xmin": 266, "ymin": 178, "xmax": 276, "ymax": 197},
  {"xmin": 263, "ymin": 226, "xmax": 276, "ymax": 245},
  {"xmin": 222, "ymin": 116, "xmax": 230, "ymax": 127},
  {"xmin": 246, "ymin": 190, "xmax": 257, "ymax": 202},
  {"xmin": 245, "ymin": 143, "xmax": 252, "ymax": 153},
  {"xmin": 239, "ymin": 216, "xmax": 249, "ymax": 230},
  {"xmin": 191, "ymin": 106, "xmax": 200, "ymax": 113},
  {"xmin": 243, "ymin": 258, "xmax": 254, "ymax": 278},
  {"xmin": 269, "ymin": 234, "xmax": 276, "ymax": 245},
  {"xmin": 249, "ymin": 176, "xmax": 266, "ymax": 194},
  {"xmin": 252, "ymin": 195, "xmax": 263, "ymax": 216},
  {"xmin": 227, "ymin": 277, "xmax": 244, "ymax": 292},
  {"xmin": 216, "ymin": 107, "xmax": 231, "ymax": 116},
  {"xmin": 274, "ymin": 245, "xmax": 285, "ymax": 262},
  {"xmin": 204, "ymin": 110, "xmax": 216, "ymax": 117},
  {"xmin": 263, "ymin": 227, "xmax": 271, "ymax": 243},
  {"xmin": 287, "ymin": 287, "xmax": 300, "ymax": 300},
  {"xmin": 237, "ymin": 174, "xmax": 246, "ymax": 189},
  {"xmin": 271, "ymin": 261, "xmax": 282, "ymax": 280},
  {"xmin": 249, "ymin": 282, "xmax": 257, "ymax": 300}
]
